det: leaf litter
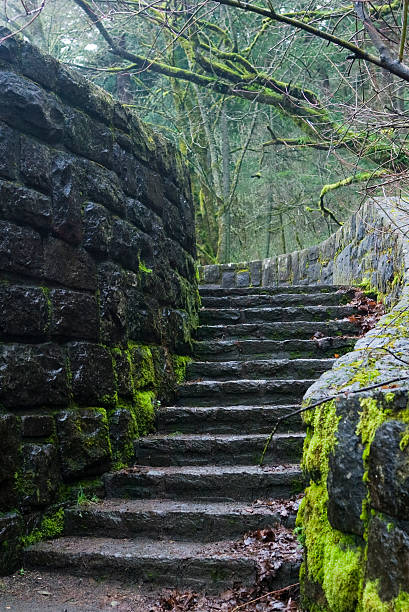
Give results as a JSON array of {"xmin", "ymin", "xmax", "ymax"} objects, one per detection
[{"xmin": 150, "ymin": 524, "xmax": 302, "ymax": 612}]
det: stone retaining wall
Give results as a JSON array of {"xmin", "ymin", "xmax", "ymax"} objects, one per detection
[
  {"xmin": 199, "ymin": 198, "xmax": 405, "ymax": 306},
  {"xmin": 0, "ymin": 29, "xmax": 199, "ymax": 572}
]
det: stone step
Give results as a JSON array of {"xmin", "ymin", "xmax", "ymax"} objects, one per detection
[
  {"xmin": 134, "ymin": 432, "xmax": 305, "ymax": 466},
  {"xmin": 24, "ymin": 535, "xmax": 300, "ymax": 592},
  {"xmin": 64, "ymin": 498, "xmax": 299, "ymax": 541},
  {"xmin": 176, "ymin": 378, "xmax": 315, "ymax": 406},
  {"xmin": 194, "ymin": 336, "xmax": 357, "ymax": 361},
  {"xmin": 201, "ymin": 291, "xmax": 354, "ymax": 309},
  {"xmin": 196, "ymin": 320, "xmax": 358, "ymax": 341},
  {"xmin": 199, "ymin": 285, "xmax": 353, "ymax": 296},
  {"xmin": 103, "ymin": 465, "xmax": 304, "ymax": 502},
  {"xmin": 199, "ymin": 305, "xmax": 356, "ymax": 325},
  {"xmin": 186, "ymin": 357, "xmax": 335, "ymax": 381},
  {"xmin": 156, "ymin": 404, "xmax": 303, "ymax": 434}
]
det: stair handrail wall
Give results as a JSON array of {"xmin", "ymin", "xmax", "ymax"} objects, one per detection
[
  {"xmin": 201, "ymin": 197, "xmax": 409, "ymax": 610},
  {"xmin": 199, "ymin": 197, "xmax": 406, "ymax": 307}
]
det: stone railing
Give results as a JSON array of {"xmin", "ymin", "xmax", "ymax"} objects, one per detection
[
  {"xmin": 199, "ymin": 198, "xmax": 405, "ymax": 306},
  {"xmin": 0, "ymin": 29, "xmax": 199, "ymax": 573},
  {"xmin": 203, "ymin": 197, "xmax": 409, "ymax": 610}
]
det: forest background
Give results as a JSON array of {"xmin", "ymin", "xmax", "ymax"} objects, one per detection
[{"xmin": 3, "ymin": 0, "xmax": 409, "ymax": 265}]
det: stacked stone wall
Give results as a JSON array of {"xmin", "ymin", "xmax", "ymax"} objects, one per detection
[
  {"xmin": 0, "ymin": 29, "xmax": 199, "ymax": 572},
  {"xmin": 199, "ymin": 198, "xmax": 404, "ymax": 306}
]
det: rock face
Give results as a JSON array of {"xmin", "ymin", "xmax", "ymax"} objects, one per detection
[{"xmin": 0, "ymin": 28, "xmax": 198, "ymax": 573}]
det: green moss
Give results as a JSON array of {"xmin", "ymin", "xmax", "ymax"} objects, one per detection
[
  {"xmin": 21, "ymin": 508, "xmax": 64, "ymax": 547},
  {"xmin": 171, "ymin": 355, "xmax": 192, "ymax": 384},
  {"xmin": 134, "ymin": 390, "xmax": 155, "ymax": 435},
  {"xmin": 298, "ymin": 482, "xmax": 362, "ymax": 612},
  {"xmin": 138, "ymin": 260, "xmax": 152, "ymax": 274},
  {"xmin": 302, "ymin": 400, "xmax": 340, "ymax": 478},
  {"xmin": 356, "ymin": 397, "xmax": 386, "ymax": 448},
  {"xmin": 129, "ymin": 344, "xmax": 156, "ymax": 390},
  {"xmin": 323, "ymin": 539, "xmax": 361, "ymax": 612}
]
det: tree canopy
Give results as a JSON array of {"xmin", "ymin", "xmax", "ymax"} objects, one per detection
[{"xmin": 3, "ymin": 0, "xmax": 409, "ymax": 262}]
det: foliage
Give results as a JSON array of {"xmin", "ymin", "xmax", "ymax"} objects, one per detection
[{"xmin": 5, "ymin": 0, "xmax": 409, "ymax": 263}]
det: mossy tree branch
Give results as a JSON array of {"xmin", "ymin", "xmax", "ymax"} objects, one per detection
[{"xmin": 318, "ymin": 170, "xmax": 389, "ymax": 225}]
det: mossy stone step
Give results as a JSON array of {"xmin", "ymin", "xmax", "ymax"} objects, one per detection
[
  {"xmin": 103, "ymin": 464, "xmax": 304, "ymax": 502},
  {"xmin": 199, "ymin": 285, "xmax": 354, "ymax": 296},
  {"xmin": 201, "ymin": 291, "xmax": 354, "ymax": 308},
  {"xmin": 156, "ymin": 404, "xmax": 303, "ymax": 434},
  {"xmin": 199, "ymin": 305, "xmax": 357, "ymax": 325},
  {"xmin": 194, "ymin": 337, "xmax": 358, "ymax": 361},
  {"xmin": 196, "ymin": 320, "xmax": 358, "ymax": 341},
  {"xmin": 176, "ymin": 378, "xmax": 315, "ymax": 407},
  {"xmin": 64, "ymin": 498, "xmax": 299, "ymax": 541},
  {"xmin": 186, "ymin": 358, "xmax": 335, "ymax": 381},
  {"xmin": 24, "ymin": 535, "xmax": 301, "ymax": 592},
  {"xmin": 134, "ymin": 432, "xmax": 305, "ymax": 466}
]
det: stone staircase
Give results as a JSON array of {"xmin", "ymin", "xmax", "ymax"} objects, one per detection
[{"xmin": 24, "ymin": 285, "xmax": 360, "ymax": 594}]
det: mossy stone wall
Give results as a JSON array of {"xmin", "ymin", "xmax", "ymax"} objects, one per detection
[
  {"xmin": 199, "ymin": 197, "xmax": 404, "ymax": 306},
  {"xmin": 0, "ymin": 29, "xmax": 199, "ymax": 573}
]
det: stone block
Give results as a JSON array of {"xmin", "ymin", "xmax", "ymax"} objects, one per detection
[
  {"xmin": 367, "ymin": 515, "xmax": 409, "ymax": 600},
  {"xmin": 80, "ymin": 159, "xmax": 126, "ymax": 216},
  {"xmin": 0, "ymin": 285, "xmax": 49, "ymax": 339},
  {"xmin": 368, "ymin": 420, "xmax": 409, "ymax": 519},
  {"xmin": 20, "ymin": 136, "xmax": 52, "ymax": 193},
  {"xmin": 0, "ymin": 221, "xmax": 43, "ymax": 278},
  {"xmin": 21, "ymin": 415, "xmax": 55, "ymax": 438},
  {"xmin": 114, "ymin": 350, "xmax": 134, "ymax": 400},
  {"xmin": 141, "ymin": 168, "xmax": 165, "ymax": 216},
  {"xmin": 83, "ymin": 202, "xmax": 112, "ymax": 256},
  {"xmin": 125, "ymin": 198, "xmax": 163, "ymax": 236},
  {"xmin": 43, "ymin": 237, "xmax": 97, "ymax": 291},
  {"xmin": 18, "ymin": 443, "xmax": 61, "ymax": 507},
  {"xmin": 202, "ymin": 265, "xmax": 220, "ymax": 285},
  {"xmin": 0, "ymin": 511, "xmax": 23, "ymax": 574},
  {"xmin": 0, "ymin": 343, "xmax": 70, "ymax": 408},
  {"xmin": 249, "ymin": 261, "xmax": 262, "ymax": 287},
  {"xmin": 0, "ymin": 121, "xmax": 18, "ymax": 180},
  {"xmin": 113, "ymin": 102, "xmax": 129, "ymax": 131},
  {"xmin": 98, "ymin": 262, "xmax": 128, "ymax": 345},
  {"xmin": 0, "ymin": 71, "xmax": 64, "ymax": 143},
  {"xmin": 56, "ymin": 408, "xmax": 112, "ymax": 480},
  {"xmin": 111, "ymin": 219, "xmax": 153, "ymax": 272},
  {"xmin": 236, "ymin": 270, "xmax": 250, "ymax": 288},
  {"xmin": 108, "ymin": 407, "xmax": 137, "ymax": 464},
  {"xmin": 21, "ymin": 41, "xmax": 59, "ymax": 89},
  {"xmin": 327, "ymin": 412, "xmax": 366, "ymax": 536},
  {"xmin": 112, "ymin": 143, "xmax": 144, "ymax": 198},
  {"xmin": 56, "ymin": 64, "xmax": 114, "ymax": 125},
  {"xmin": 63, "ymin": 107, "xmax": 113, "ymax": 169},
  {"xmin": 50, "ymin": 289, "xmax": 99, "ymax": 341},
  {"xmin": 0, "ymin": 180, "xmax": 51, "ymax": 232},
  {"xmin": 221, "ymin": 271, "xmax": 236, "ymax": 288},
  {"xmin": 0, "ymin": 414, "xmax": 21, "ymax": 484},
  {"xmin": 50, "ymin": 154, "xmax": 83, "ymax": 245},
  {"xmin": 162, "ymin": 200, "xmax": 185, "ymax": 245},
  {"xmin": 68, "ymin": 342, "xmax": 116, "ymax": 406},
  {"xmin": 277, "ymin": 254, "xmax": 291, "ymax": 283}
]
